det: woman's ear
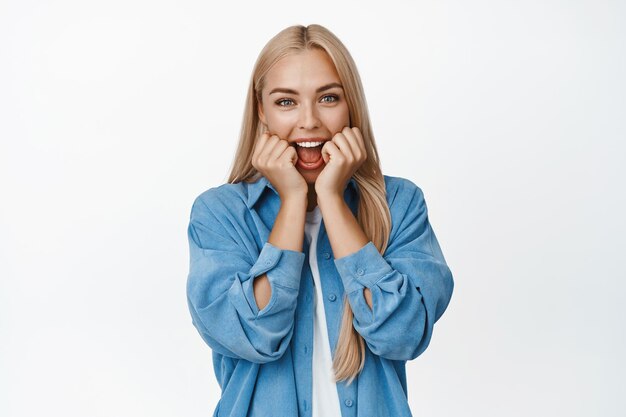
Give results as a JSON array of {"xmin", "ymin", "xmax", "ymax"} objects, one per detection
[{"xmin": 257, "ymin": 101, "xmax": 267, "ymax": 125}]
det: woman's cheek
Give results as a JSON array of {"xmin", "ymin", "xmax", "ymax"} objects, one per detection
[
  {"xmin": 274, "ymin": 114, "xmax": 298, "ymax": 135},
  {"xmin": 326, "ymin": 106, "xmax": 350, "ymax": 130}
]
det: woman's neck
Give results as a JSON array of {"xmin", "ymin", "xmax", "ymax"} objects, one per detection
[{"xmin": 307, "ymin": 185, "xmax": 317, "ymax": 212}]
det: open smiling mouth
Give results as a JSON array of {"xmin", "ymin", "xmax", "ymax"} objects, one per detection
[{"xmin": 292, "ymin": 140, "xmax": 326, "ymax": 170}]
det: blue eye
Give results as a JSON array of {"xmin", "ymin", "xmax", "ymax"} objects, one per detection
[
  {"xmin": 275, "ymin": 98, "xmax": 294, "ymax": 107},
  {"xmin": 275, "ymin": 95, "xmax": 338, "ymax": 107}
]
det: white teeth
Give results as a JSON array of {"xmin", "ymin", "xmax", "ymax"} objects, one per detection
[{"xmin": 295, "ymin": 141, "xmax": 324, "ymax": 148}]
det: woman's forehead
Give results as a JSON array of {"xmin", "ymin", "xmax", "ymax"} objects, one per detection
[{"xmin": 264, "ymin": 49, "xmax": 341, "ymax": 92}]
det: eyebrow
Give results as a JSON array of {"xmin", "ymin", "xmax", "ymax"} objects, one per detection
[{"xmin": 269, "ymin": 82, "xmax": 344, "ymax": 95}]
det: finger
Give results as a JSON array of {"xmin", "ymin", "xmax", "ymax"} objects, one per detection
[
  {"xmin": 252, "ymin": 132, "xmax": 270, "ymax": 166},
  {"xmin": 340, "ymin": 126, "xmax": 361, "ymax": 159},
  {"xmin": 349, "ymin": 126, "xmax": 366, "ymax": 161},
  {"xmin": 253, "ymin": 131, "xmax": 269, "ymax": 155},
  {"xmin": 332, "ymin": 132, "xmax": 355, "ymax": 162},
  {"xmin": 259, "ymin": 134, "xmax": 281, "ymax": 162},
  {"xmin": 280, "ymin": 144, "xmax": 299, "ymax": 166},
  {"xmin": 268, "ymin": 139, "xmax": 289, "ymax": 163},
  {"xmin": 321, "ymin": 140, "xmax": 343, "ymax": 165}
]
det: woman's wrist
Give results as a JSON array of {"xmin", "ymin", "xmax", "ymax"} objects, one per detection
[
  {"xmin": 269, "ymin": 193, "xmax": 307, "ymax": 253},
  {"xmin": 280, "ymin": 191, "xmax": 308, "ymax": 207},
  {"xmin": 316, "ymin": 190, "xmax": 343, "ymax": 207}
]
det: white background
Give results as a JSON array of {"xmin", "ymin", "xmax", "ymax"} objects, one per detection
[{"xmin": 1, "ymin": 1, "xmax": 624, "ymax": 416}]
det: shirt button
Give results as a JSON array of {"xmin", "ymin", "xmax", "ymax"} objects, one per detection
[
  {"xmin": 265, "ymin": 260, "xmax": 271, "ymax": 265},
  {"xmin": 344, "ymin": 399, "xmax": 353, "ymax": 407},
  {"xmin": 356, "ymin": 268, "xmax": 364, "ymax": 276},
  {"xmin": 328, "ymin": 294, "xmax": 337, "ymax": 302},
  {"xmin": 323, "ymin": 252, "xmax": 331, "ymax": 259},
  {"xmin": 304, "ymin": 345, "xmax": 308, "ymax": 354}
]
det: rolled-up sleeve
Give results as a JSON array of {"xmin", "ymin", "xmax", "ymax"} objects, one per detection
[
  {"xmin": 186, "ymin": 193, "xmax": 305, "ymax": 363},
  {"xmin": 333, "ymin": 181, "xmax": 454, "ymax": 361}
]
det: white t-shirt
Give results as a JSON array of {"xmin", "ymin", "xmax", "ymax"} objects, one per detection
[{"xmin": 304, "ymin": 206, "xmax": 343, "ymax": 417}]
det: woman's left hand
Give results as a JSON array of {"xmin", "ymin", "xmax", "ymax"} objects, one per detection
[{"xmin": 315, "ymin": 126, "xmax": 367, "ymax": 197}]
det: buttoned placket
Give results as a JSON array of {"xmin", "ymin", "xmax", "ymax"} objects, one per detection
[
  {"xmin": 257, "ymin": 177, "xmax": 361, "ymax": 416},
  {"xmin": 316, "ymin": 219, "xmax": 358, "ymax": 416}
]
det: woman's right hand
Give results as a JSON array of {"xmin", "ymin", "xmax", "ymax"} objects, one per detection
[{"xmin": 251, "ymin": 129, "xmax": 308, "ymax": 201}]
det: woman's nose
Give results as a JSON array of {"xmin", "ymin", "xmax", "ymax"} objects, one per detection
[{"xmin": 298, "ymin": 102, "xmax": 320, "ymax": 130}]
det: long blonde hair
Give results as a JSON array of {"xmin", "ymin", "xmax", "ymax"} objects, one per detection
[{"xmin": 227, "ymin": 24, "xmax": 392, "ymax": 385}]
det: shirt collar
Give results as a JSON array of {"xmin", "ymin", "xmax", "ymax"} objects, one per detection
[{"xmin": 245, "ymin": 175, "xmax": 359, "ymax": 210}]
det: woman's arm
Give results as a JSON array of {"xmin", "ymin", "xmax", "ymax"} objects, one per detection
[
  {"xmin": 253, "ymin": 193, "xmax": 307, "ymax": 310},
  {"xmin": 186, "ymin": 189, "xmax": 306, "ymax": 363},
  {"xmin": 317, "ymin": 192, "xmax": 373, "ymax": 309},
  {"xmin": 320, "ymin": 179, "xmax": 454, "ymax": 361},
  {"xmin": 247, "ymin": 130, "xmax": 310, "ymax": 310}
]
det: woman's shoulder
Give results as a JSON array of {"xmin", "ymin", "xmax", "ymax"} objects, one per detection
[
  {"xmin": 193, "ymin": 181, "xmax": 246, "ymax": 202},
  {"xmin": 189, "ymin": 181, "xmax": 251, "ymax": 217},
  {"xmin": 382, "ymin": 174, "xmax": 425, "ymax": 206}
]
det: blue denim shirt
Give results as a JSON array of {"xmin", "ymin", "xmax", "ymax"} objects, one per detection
[{"xmin": 186, "ymin": 174, "xmax": 454, "ymax": 417}]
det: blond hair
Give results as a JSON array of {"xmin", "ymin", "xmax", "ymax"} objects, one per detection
[{"xmin": 227, "ymin": 24, "xmax": 391, "ymax": 385}]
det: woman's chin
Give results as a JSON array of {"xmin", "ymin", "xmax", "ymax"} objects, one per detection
[{"xmin": 298, "ymin": 163, "xmax": 325, "ymax": 184}]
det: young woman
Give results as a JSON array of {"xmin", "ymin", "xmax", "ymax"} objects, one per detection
[{"xmin": 186, "ymin": 24, "xmax": 454, "ymax": 417}]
